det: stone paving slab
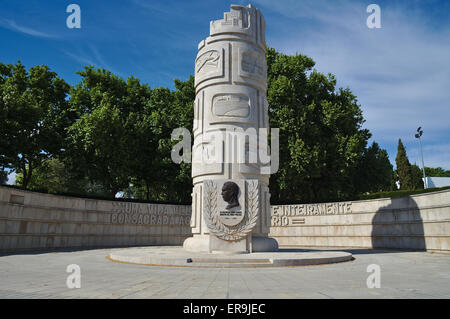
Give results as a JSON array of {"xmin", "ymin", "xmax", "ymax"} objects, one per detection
[{"xmin": 0, "ymin": 246, "xmax": 450, "ymax": 298}]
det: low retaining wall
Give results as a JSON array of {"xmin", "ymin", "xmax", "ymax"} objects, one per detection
[
  {"xmin": 1, "ymin": 186, "xmax": 449, "ymax": 253},
  {"xmin": 269, "ymin": 189, "xmax": 450, "ymax": 252},
  {"xmin": 0, "ymin": 186, "xmax": 192, "ymax": 252}
]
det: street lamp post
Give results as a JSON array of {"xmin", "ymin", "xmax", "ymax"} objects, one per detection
[{"xmin": 415, "ymin": 127, "xmax": 427, "ymax": 189}]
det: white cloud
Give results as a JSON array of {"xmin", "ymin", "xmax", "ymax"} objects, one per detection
[
  {"xmin": 0, "ymin": 18, "xmax": 56, "ymax": 38},
  {"xmin": 407, "ymin": 143, "xmax": 450, "ymax": 170},
  {"xmin": 254, "ymin": 0, "xmax": 450, "ymax": 169},
  {"xmin": 61, "ymin": 45, "xmax": 125, "ymax": 79}
]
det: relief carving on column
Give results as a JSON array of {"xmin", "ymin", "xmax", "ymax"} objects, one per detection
[{"xmin": 203, "ymin": 180, "xmax": 259, "ymax": 241}]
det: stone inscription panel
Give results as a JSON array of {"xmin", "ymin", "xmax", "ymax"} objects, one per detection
[
  {"xmin": 110, "ymin": 202, "xmax": 191, "ymax": 226},
  {"xmin": 271, "ymin": 202, "xmax": 352, "ymax": 227}
]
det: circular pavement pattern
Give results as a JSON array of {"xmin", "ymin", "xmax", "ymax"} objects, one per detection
[{"xmin": 108, "ymin": 246, "xmax": 353, "ymax": 267}]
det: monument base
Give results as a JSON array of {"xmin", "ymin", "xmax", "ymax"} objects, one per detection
[
  {"xmin": 108, "ymin": 246, "xmax": 353, "ymax": 267},
  {"xmin": 183, "ymin": 235, "xmax": 278, "ymax": 253},
  {"xmin": 183, "ymin": 235, "xmax": 210, "ymax": 252},
  {"xmin": 210, "ymin": 235, "xmax": 248, "ymax": 254},
  {"xmin": 252, "ymin": 236, "xmax": 278, "ymax": 252}
]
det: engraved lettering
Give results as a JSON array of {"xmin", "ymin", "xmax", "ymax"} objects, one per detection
[
  {"xmin": 272, "ymin": 206, "xmax": 280, "ymax": 216},
  {"xmin": 272, "ymin": 216, "xmax": 280, "ymax": 226},
  {"xmin": 318, "ymin": 204, "xmax": 326, "ymax": 215},
  {"xmin": 346, "ymin": 202, "xmax": 352, "ymax": 213},
  {"xmin": 298, "ymin": 205, "xmax": 305, "ymax": 216}
]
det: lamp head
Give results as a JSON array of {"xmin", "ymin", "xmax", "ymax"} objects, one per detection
[{"xmin": 415, "ymin": 127, "xmax": 423, "ymax": 137}]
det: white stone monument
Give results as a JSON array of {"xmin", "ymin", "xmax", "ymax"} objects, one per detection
[{"xmin": 183, "ymin": 4, "xmax": 278, "ymax": 253}]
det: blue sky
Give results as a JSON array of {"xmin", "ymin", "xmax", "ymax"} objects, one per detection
[{"xmin": 1, "ymin": 0, "xmax": 449, "ymax": 184}]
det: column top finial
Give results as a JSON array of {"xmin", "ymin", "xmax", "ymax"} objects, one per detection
[{"xmin": 209, "ymin": 4, "xmax": 265, "ymax": 41}]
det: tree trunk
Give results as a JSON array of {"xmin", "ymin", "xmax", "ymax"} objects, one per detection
[
  {"xmin": 110, "ymin": 186, "xmax": 118, "ymax": 199},
  {"xmin": 21, "ymin": 160, "xmax": 33, "ymax": 189},
  {"xmin": 21, "ymin": 162, "xmax": 27, "ymax": 188},
  {"xmin": 145, "ymin": 181, "xmax": 150, "ymax": 201}
]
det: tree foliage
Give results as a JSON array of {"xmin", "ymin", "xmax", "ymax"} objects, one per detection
[
  {"xmin": 0, "ymin": 61, "xmax": 72, "ymax": 188},
  {"xmin": 0, "ymin": 169, "xmax": 7, "ymax": 184},
  {"xmin": 411, "ymin": 164, "xmax": 424, "ymax": 190},
  {"xmin": 64, "ymin": 67, "xmax": 194, "ymax": 200},
  {"xmin": 1, "ymin": 50, "xmax": 398, "ymax": 203},
  {"xmin": 425, "ymin": 167, "xmax": 450, "ymax": 177},
  {"xmin": 354, "ymin": 142, "xmax": 396, "ymax": 193},
  {"xmin": 395, "ymin": 139, "xmax": 423, "ymax": 190},
  {"xmin": 66, "ymin": 67, "xmax": 152, "ymax": 198},
  {"xmin": 127, "ymin": 76, "xmax": 194, "ymax": 202},
  {"xmin": 13, "ymin": 158, "xmax": 107, "ymax": 195},
  {"xmin": 395, "ymin": 138, "xmax": 412, "ymax": 190},
  {"xmin": 267, "ymin": 48, "xmax": 372, "ymax": 203}
]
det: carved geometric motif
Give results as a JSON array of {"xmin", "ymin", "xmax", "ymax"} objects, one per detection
[
  {"xmin": 196, "ymin": 50, "xmax": 220, "ymax": 74},
  {"xmin": 213, "ymin": 94, "xmax": 250, "ymax": 118},
  {"xmin": 195, "ymin": 48, "xmax": 225, "ymax": 88},
  {"xmin": 238, "ymin": 48, "xmax": 266, "ymax": 84}
]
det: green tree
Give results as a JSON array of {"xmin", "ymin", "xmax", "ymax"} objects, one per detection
[
  {"xmin": 128, "ymin": 86, "xmax": 173, "ymax": 201},
  {"xmin": 0, "ymin": 63, "xmax": 12, "ymax": 173},
  {"xmin": 67, "ymin": 72, "xmax": 133, "ymax": 197},
  {"xmin": 425, "ymin": 167, "xmax": 450, "ymax": 177},
  {"xmin": 1, "ymin": 50, "xmax": 392, "ymax": 204},
  {"xmin": 65, "ymin": 66, "xmax": 194, "ymax": 200},
  {"xmin": 355, "ymin": 142, "xmax": 396, "ymax": 193},
  {"xmin": 13, "ymin": 158, "xmax": 102, "ymax": 195},
  {"xmin": 395, "ymin": 138, "xmax": 414, "ymax": 190},
  {"xmin": 0, "ymin": 61, "xmax": 72, "ymax": 188},
  {"xmin": 0, "ymin": 169, "xmax": 7, "ymax": 184},
  {"xmin": 266, "ymin": 48, "xmax": 371, "ymax": 203},
  {"xmin": 129, "ymin": 77, "xmax": 194, "ymax": 202},
  {"xmin": 411, "ymin": 163, "xmax": 424, "ymax": 190},
  {"xmin": 66, "ymin": 66, "xmax": 172, "ymax": 198}
]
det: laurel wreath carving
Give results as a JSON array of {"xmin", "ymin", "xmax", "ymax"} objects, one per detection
[{"xmin": 204, "ymin": 180, "xmax": 259, "ymax": 241}]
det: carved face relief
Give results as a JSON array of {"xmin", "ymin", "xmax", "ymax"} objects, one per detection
[{"xmin": 221, "ymin": 181, "xmax": 240, "ymax": 209}]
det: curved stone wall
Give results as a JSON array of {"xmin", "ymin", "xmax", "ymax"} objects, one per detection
[
  {"xmin": 1, "ymin": 186, "xmax": 449, "ymax": 253},
  {"xmin": 0, "ymin": 186, "xmax": 191, "ymax": 252},
  {"xmin": 269, "ymin": 189, "xmax": 450, "ymax": 252}
]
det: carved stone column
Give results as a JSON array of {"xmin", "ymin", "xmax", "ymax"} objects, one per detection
[{"xmin": 183, "ymin": 4, "xmax": 278, "ymax": 253}]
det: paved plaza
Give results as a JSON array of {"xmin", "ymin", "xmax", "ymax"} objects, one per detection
[{"xmin": 0, "ymin": 247, "xmax": 449, "ymax": 299}]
